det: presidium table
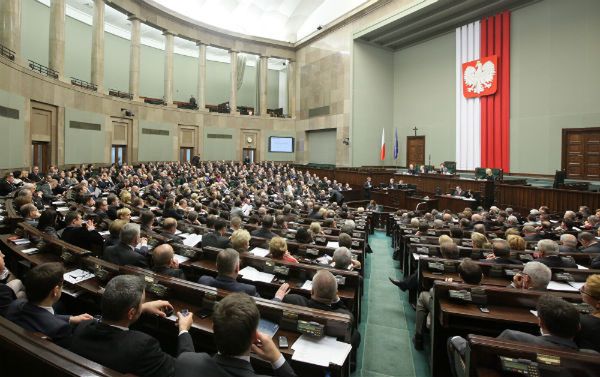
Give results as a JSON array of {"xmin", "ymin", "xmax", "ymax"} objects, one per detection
[{"xmin": 370, "ymin": 188, "xmax": 478, "ymax": 213}]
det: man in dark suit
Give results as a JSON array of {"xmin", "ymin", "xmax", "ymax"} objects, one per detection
[
  {"xmin": 70, "ymin": 275, "xmax": 195, "ymax": 377},
  {"xmin": 29, "ymin": 166, "xmax": 43, "ymax": 182},
  {"xmin": 60, "ymin": 211, "xmax": 104, "ymax": 252},
  {"xmin": 388, "ymin": 178, "xmax": 397, "ymax": 189},
  {"xmin": 522, "ymin": 225, "xmax": 542, "ymax": 241},
  {"xmin": 175, "ymin": 293, "xmax": 297, "ymax": 377},
  {"xmin": 0, "ymin": 172, "xmax": 16, "ymax": 196},
  {"xmin": 487, "ymin": 239, "xmax": 523, "ymax": 265},
  {"xmin": 0, "ymin": 283, "xmax": 16, "ymax": 317},
  {"xmin": 251, "ymin": 215, "xmax": 277, "ymax": 240},
  {"xmin": 448, "ymin": 295, "xmax": 585, "ymax": 377},
  {"xmin": 537, "ymin": 239, "xmax": 577, "ymax": 268},
  {"xmin": 160, "ymin": 217, "xmax": 184, "ymax": 243},
  {"xmin": 151, "ymin": 244, "xmax": 186, "ymax": 279},
  {"xmin": 103, "ymin": 223, "xmax": 149, "ymax": 267},
  {"xmin": 198, "ymin": 248, "xmax": 258, "ymax": 296},
  {"xmin": 559, "ymin": 234, "xmax": 578, "ymax": 253},
  {"xmin": 277, "ymin": 270, "xmax": 361, "ymax": 352},
  {"xmin": 202, "ymin": 219, "xmax": 231, "ymax": 249},
  {"xmin": 579, "ymin": 232, "xmax": 600, "ymax": 253},
  {"xmin": 5, "ymin": 263, "xmax": 92, "ymax": 347},
  {"xmin": 106, "ymin": 194, "xmax": 120, "ymax": 221},
  {"xmin": 328, "ymin": 188, "xmax": 344, "ymax": 205},
  {"xmin": 511, "ymin": 261, "xmax": 552, "ymax": 291},
  {"xmin": 363, "ymin": 176, "xmax": 372, "ymax": 199},
  {"xmin": 451, "ymin": 185, "xmax": 469, "ymax": 197}
]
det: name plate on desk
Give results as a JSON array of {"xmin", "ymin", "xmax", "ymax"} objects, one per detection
[
  {"xmin": 306, "ymin": 248, "xmax": 319, "ymax": 256},
  {"xmin": 297, "ymin": 320, "xmax": 325, "ymax": 338},
  {"xmin": 449, "ymin": 289, "xmax": 472, "ymax": 301},
  {"xmin": 335, "ymin": 275, "xmax": 346, "ymax": 286},
  {"xmin": 416, "ymin": 246, "xmax": 429, "ymax": 254},
  {"xmin": 553, "ymin": 272, "xmax": 574, "ymax": 282},
  {"xmin": 427, "ymin": 230, "xmax": 436, "ymax": 236},
  {"xmin": 273, "ymin": 265, "xmax": 290, "ymax": 277},
  {"xmin": 428, "ymin": 262, "xmax": 444, "ymax": 271},
  {"xmin": 409, "ymin": 237, "xmax": 420, "ymax": 243}
]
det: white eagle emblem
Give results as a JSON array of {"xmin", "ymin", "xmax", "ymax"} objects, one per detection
[{"xmin": 464, "ymin": 60, "xmax": 496, "ymax": 94}]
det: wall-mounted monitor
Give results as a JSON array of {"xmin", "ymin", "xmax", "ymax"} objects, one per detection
[{"xmin": 269, "ymin": 136, "xmax": 295, "ymax": 153}]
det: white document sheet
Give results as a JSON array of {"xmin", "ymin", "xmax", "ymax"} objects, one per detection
[
  {"xmin": 301, "ymin": 280, "xmax": 313, "ymax": 291},
  {"xmin": 291, "ymin": 335, "xmax": 352, "ymax": 367},
  {"xmin": 326, "ymin": 241, "xmax": 339, "ymax": 249},
  {"xmin": 173, "ymin": 254, "xmax": 190, "ymax": 264},
  {"xmin": 547, "ymin": 281, "xmax": 578, "ymax": 292},
  {"xmin": 183, "ymin": 234, "xmax": 203, "ymax": 247},
  {"xmin": 238, "ymin": 266, "xmax": 274, "ymax": 283},
  {"xmin": 64, "ymin": 269, "xmax": 95, "ymax": 284},
  {"xmin": 250, "ymin": 247, "xmax": 270, "ymax": 257}
]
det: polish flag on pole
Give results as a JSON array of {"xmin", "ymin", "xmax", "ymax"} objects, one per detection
[{"xmin": 380, "ymin": 128, "xmax": 386, "ymax": 161}]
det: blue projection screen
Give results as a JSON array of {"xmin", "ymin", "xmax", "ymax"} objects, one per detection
[{"xmin": 268, "ymin": 137, "xmax": 294, "ymax": 153}]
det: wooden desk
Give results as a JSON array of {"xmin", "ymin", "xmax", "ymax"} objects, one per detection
[{"xmin": 435, "ymin": 195, "xmax": 478, "ymax": 212}]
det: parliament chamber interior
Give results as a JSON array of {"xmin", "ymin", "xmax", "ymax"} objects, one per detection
[{"xmin": 1, "ymin": 0, "xmax": 600, "ymax": 376}]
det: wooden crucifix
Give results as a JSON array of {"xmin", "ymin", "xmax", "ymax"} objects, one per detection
[{"xmin": 412, "ymin": 126, "xmax": 418, "ymax": 136}]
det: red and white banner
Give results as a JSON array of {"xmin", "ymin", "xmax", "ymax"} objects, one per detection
[
  {"xmin": 380, "ymin": 128, "xmax": 386, "ymax": 161},
  {"xmin": 456, "ymin": 11, "xmax": 510, "ymax": 172}
]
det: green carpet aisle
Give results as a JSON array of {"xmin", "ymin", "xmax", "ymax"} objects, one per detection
[{"xmin": 352, "ymin": 231, "xmax": 429, "ymax": 377}]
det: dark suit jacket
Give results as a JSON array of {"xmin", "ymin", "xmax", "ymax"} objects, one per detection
[
  {"xmin": 559, "ymin": 245, "xmax": 578, "ymax": 253},
  {"xmin": 70, "ymin": 320, "xmax": 194, "ymax": 377},
  {"xmin": 250, "ymin": 228, "xmax": 277, "ymax": 240},
  {"xmin": 60, "ymin": 226, "xmax": 104, "ymax": 252},
  {"xmin": 175, "ymin": 353, "xmax": 297, "ymax": 377},
  {"xmin": 198, "ymin": 275, "xmax": 258, "ymax": 297},
  {"xmin": 538, "ymin": 255, "xmax": 577, "ymax": 268},
  {"xmin": 492, "ymin": 257, "xmax": 523, "ymax": 265},
  {"xmin": 152, "ymin": 266, "xmax": 186, "ymax": 280},
  {"xmin": 5, "ymin": 299, "xmax": 73, "ymax": 347},
  {"xmin": 581, "ymin": 242, "xmax": 600, "ymax": 253},
  {"xmin": 498, "ymin": 329, "xmax": 579, "ymax": 351},
  {"xmin": 103, "ymin": 242, "xmax": 148, "ymax": 267},
  {"xmin": 0, "ymin": 284, "xmax": 16, "ymax": 317},
  {"xmin": 202, "ymin": 232, "xmax": 232, "ymax": 249},
  {"xmin": 591, "ymin": 255, "xmax": 600, "ymax": 269},
  {"xmin": 107, "ymin": 206, "xmax": 119, "ymax": 221}
]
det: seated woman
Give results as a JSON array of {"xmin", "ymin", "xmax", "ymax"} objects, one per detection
[
  {"xmin": 507, "ymin": 234, "xmax": 526, "ymax": 251},
  {"xmin": 366, "ymin": 200, "xmax": 377, "ymax": 211},
  {"xmin": 269, "ymin": 237, "xmax": 298, "ymax": 263},
  {"xmin": 471, "ymin": 232, "xmax": 490, "ymax": 249},
  {"xmin": 116, "ymin": 207, "xmax": 132, "ymax": 222},
  {"xmin": 576, "ymin": 274, "xmax": 600, "ymax": 352},
  {"xmin": 309, "ymin": 222, "xmax": 323, "ymax": 239},
  {"xmin": 231, "ymin": 229, "xmax": 251, "ymax": 253}
]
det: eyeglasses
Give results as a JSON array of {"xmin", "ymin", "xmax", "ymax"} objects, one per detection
[{"xmin": 580, "ymin": 285, "xmax": 599, "ymax": 300}]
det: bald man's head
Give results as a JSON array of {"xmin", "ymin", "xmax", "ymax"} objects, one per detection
[
  {"xmin": 560, "ymin": 234, "xmax": 577, "ymax": 247},
  {"xmin": 311, "ymin": 270, "xmax": 338, "ymax": 304},
  {"xmin": 152, "ymin": 244, "xmax": 175, "ymax": 267}
]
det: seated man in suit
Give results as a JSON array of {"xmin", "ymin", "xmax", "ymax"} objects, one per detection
[
  {"xmin": 559, "ymin": 234, "xmax": 578, "ymax": 253},
  {"xmin": 448, "ymin": 295, "xmax": 590, "ymax": 377},
  {"xmin": 537, "ymin": 239, "xmax": 577, "ymax": 268},
  {"xmin": 202, "ymin": 219, "xmax": 231, "ymax": 249},
  {"xmin": 140, "ymin": 210, "xmax": 156, "ymax": 234},
  {"xmin": 106, "ymin": 194, "xmax": 120, "ymax": 221},
  {"xmin": 151, "ymin": 244, "xmax": 186, "ymax": 280},
  {"xmin": 70, "ymin": 275, "xmax": 194, "ymax": 377},
  {"xmin": 407, "ymin": 164, "xmax": 417, "ymax": 175},
  {"xmin": 278, "ymin": 270, "xmax": 361, "ymax": 351},
  {"xmin": 251, "ymin": 215, "xmax": 277, "ymax": 240},
  {"xmin": 332, "ymin": 247, "xmax": 361, "ymax": 270},
  {"xmin": 388, "ymin": 178, "xmax": 396, "ymax": 189},
  {"xmin": 6, "ymin": 262, "xmax": 92, "ymax": 347},
  {"xmin": 198, "ymin": 248, "xmax": 260, "ymax": 297},
  {"xmin": 511, "ymin": 261, "xmax": 552, "ymax": 291},
  {"xmin": 451, "ymin": 186, "xmax": 469, "ymax": 198},
  {"xmin": 485, "ymin": 239, "xmax": 523, "ymax": 265},
  {"xmin": 160, "ymin": 217, "xmax": 184, "ymax": 243},
  {"xmin": 175, "ymin": 293, "xmax": 297, "ymax": 377},
  {"xmin": 60, "ymin": 211, "xmax": 104, "ymax": 252},
  {"xmin": 0, "ymin": 172, "xmax": 17, "ymax": 196},
  {"xmin": 103, "ymin": 223, "xmax": 149, "ymax": 267},
  {"xmin": 522, "ymin": 225, "xmax": 542, "ymax": 241},
  {"xmin": 20, "ymin": 203, "xmax": 41, "ymax": 226},
  {"xmin": 579, "ymin": 232, "xmax": 600, "ymax": 253}
]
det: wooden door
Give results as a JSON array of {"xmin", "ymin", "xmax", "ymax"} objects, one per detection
[
  {"xmin": 32, "ymin": 142, "xmax": 50, "ymax": 173},
  {"xmin": 111, "ymin": 118, "xmax": 133, "ymax": 164},
  {"xmin": 30, "ymin": 101, "xmax": 58, "ymax": 166},
  {"xmin": 406, "ymin": 136, "xmax": 425, "ymax": 166},
  {"xmin": 563, "ymin": 128, "xmax": 600, "ymax": 179}
]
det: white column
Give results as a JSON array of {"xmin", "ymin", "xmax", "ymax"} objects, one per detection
[
  {"xmin": 196, "ymin": 42, "xmax": 206, "ymax": 111},
  {"xmin": 128, "ymin": 16, "xmax": 141, "ymax": 100},
  {"xmin": 163, "ymin": 31, "xmax": 174, "ymax": 105},
  {"xmin": 90, "ymin": 0, "xmax": 104, "ymax": 92},
  {"xmin": 229, "ymin": 49, "xmax": 238, "ymax": 114},
  {"xmin": 0, "ymin": 0, "xmax": 22, "ymax": 61},
  {"xmin": 287, "ymin": 60, "xmax": 296, "ymax": 118},
  {"xmin": 49, "ymin": 0, "xmax": 66, "ymax": 79},
  {"xmin": 259, "ymin": 55, "xmax": 268, "ymax": 116}
]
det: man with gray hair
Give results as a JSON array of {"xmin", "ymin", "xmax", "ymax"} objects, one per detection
[
  {"xmin": 70, "ymin": 275, "xmax": 195, "ymax": 377},
  {"xmin": 103, "ymin": 223, "xmax": 148, "ymax": 267},
  {"xmin": 559, "ymin": 234, "xmax": 578, "ymax": 253},
  {"xmin": 512, "ymin": 261, "xmax": 552, "ymax": 291},
  {"xmin": 537, "ymin": 239, "xmax": 577, "ymax": 268},
  {"xmin": 198, "ymin": 248, "xmax": 258, "ymax": 297},
  {"xmin": 332, "ymin": 247, "xmax": 361, "ymax": 270}
]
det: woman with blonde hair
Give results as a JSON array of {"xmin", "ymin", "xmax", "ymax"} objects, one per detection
[
  {"xmin": 116, "ymin": 207, "xmax": 131, "ymax": 222},
  {"xmin": 438, "ymin": 234, "xmax": 454, "ymax": 246},
  {"xmin": 309, "ymin": 222, "xmax": 323, "ymax": 238},
  {"xmin": 269, "ymin": 237, "xmax": 298, "ymax": 263},
  {"xmin": 471, "ymin": 232, "xmax": 489, "ymax": 249},
  {"xmin": 230, "ymin": 229, "xmax": 251, "ymax": 253},
  {"xmin": 576, "ymin": 274, "xmax": 600, "ymax": 351},
  {"xmin": 119, "ymin": 189, "xmax": 132, "ymax": 205},
  {"xmin": 507, "ymin": 234, "xmax": 526, "ymax": 251}
]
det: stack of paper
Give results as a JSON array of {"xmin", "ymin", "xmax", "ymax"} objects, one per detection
[
  {"xmin": 52, "ymin": 201, "xmax": 66, "ymax": 205},
  {"xmin": 291, "ymin": 335, "xmax": 352, "ymax": 367},
  {"xmin": 577, "ymin": 264, "xmax": 589, "ymax": 270},
  {"xmin": 182, "ymin": 234, "xmax": 203, "ymax": 247},
  {"xmin": 173, "ymin": 254, "xmax": 190, "ymax": 264},
  {"xmin": 547, "ymin": 281, "xmax": 582, "ymax": 292},
  {"xmin": 250, "ymin": 247, "xmax": 270, "ymax": 257},
  {"xmin": 300, "ymin": 280, "xmax": 313, "ymax": 291},
  {"xmin": 64, "ymin": 269, "xmax": 95, "ymax": 284},
  {"xmin": 56, "ymin": 207, "xmax": 70, "ymax": 212},
  {"xmin": 12, "ymin": 238, "xmax": 31, "ymax": 246},
  {"xmin": 238, "ymin": 266, "xmax": 274, "ymax": 283},
  {"xmin": 21, "ymin": 248, "xmax": 39, "ymax": 255},
  {"xmin": 326, "ymin": 241, "xmax": 340, "ymax": 249},
  {"xmin": 316, "ymin": 255, "xmax": 332, "ymax": 265},
  {"xmin": 98, "ymin": 231, "xmax": 110, "ymax": 236}
]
